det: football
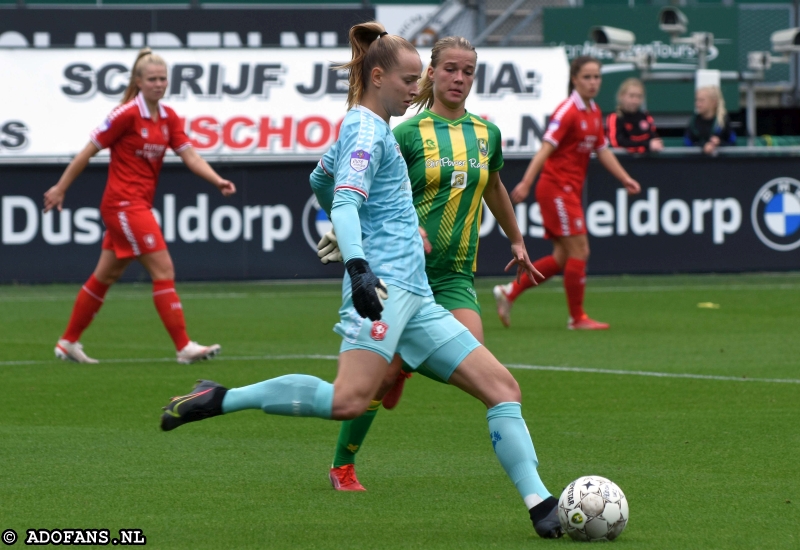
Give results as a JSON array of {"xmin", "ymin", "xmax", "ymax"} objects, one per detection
[{"xmin": 557, "ymin": 476, "xmax": 629, "ymax": 542}]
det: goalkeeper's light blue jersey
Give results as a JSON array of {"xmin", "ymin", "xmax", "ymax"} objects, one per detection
[{"xmin": 310, "ymin": 106, "xmax": 431, "ymax": 297}]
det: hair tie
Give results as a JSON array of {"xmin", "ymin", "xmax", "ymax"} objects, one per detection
[{"xmin": 379, "ymin": 32, "xmax": 388, "ymax": 38}]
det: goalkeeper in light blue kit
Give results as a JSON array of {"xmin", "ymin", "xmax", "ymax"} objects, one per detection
[{"xmin": 159, "ymin": 20, "xmax": 563, "ymax": 539}]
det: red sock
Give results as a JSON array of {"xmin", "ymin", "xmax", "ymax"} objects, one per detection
[
  {"xmin": 152, "ymin": 280, "xmax": 190, "ymax": 351},
  {"xmin": 563, "ymin": 258, "xmax": 587, "ymax": 321},
  {"xmin": 62, "ymin": 275, "xmax": 109, "ymax": 342},
  {"xmin": 506, "ymin": 255, "xmax": 562, "ymax": 301}
]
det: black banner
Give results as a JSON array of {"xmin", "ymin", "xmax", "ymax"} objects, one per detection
[
  {"xmin": 0, "ymin": 8, "xmax": 374, "ymax": 48},
  {"xmin": 1, "ymin": 156, "xmax": 798, "ymax": 284}
]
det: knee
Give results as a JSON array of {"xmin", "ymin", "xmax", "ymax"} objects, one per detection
[
  {"xmin": 95, "ymin": 270, "xmax": 121, "ymax": 286},
  {"xmin": 569, "ymin": 246, "xmax": 590, "ymax": 262},
  {"xmin": 484, "ymin": 368, "xmax": 522, "ymax": 408},
  {"xmin": 332, "ymin": 398, "xmax": 371, "ymax": 421},
  {"xmin": 499, "ymin": 373, "xmax": 522, "ymax": 404},
  {"xmin": 552, "ymin": 248, "xmax": 567, "ymax": 269},
  {"xmin": 331, "ymin": 383, "xmax": 374, "ymax": 420},
  {"xmin": 154, "ymin": 264, "xmax": 175, "ymax": 281}
]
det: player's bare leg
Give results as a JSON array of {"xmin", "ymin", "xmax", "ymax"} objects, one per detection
[
  {"xmin": 331, "ymin": 354, "xmax": 401, "ymax": 490},
  {"xmin": 139, "ymin": 250, "xmax": 221, "ymax": 362},
  {"xmin": 447, "ymin": 346, "xmax": 563, "ymax": 539},
  {"xmin": 162, "ymin": 349, "xmax": 390, "ymax": 431},
  {"xmin": 56, "ymin": 250, "xmax": 132, "ymax": 363},
  {"xmin": 330, "ymin": 350, "xmax": 390, "ymax": 420}
]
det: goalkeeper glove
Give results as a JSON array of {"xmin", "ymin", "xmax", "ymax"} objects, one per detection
[
  {"xmin": 345, "ymin": 258, "xmax": 388, "ymax": 321},
  {"xmin": 317, "ymin": 230, "xmax": 342, "ymax": 264}
]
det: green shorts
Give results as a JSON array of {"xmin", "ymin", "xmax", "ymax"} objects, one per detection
[{"xmin": 427, "ymin": 271, "xmax": 481, "ymax": 315}]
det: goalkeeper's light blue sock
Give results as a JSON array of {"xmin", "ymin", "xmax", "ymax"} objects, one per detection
[
  {"xmin": 221, "ymin": 374, "xmax": 334, "ymax": 419},
  {"xmin": 487, "ymin": 402, "xmax": 552, "ymax": 509}
]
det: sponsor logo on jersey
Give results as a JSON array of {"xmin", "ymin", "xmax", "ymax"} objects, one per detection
[
  {"xmin": 370, "ymin": 320, "xmax": 388, "ymax": 341},
  {"xmin": 451, "ymin": 171, "xmax": 467, "ymax": 189},
  {"xmin": 349, "ymin": 149, "xmax": 370, "ymax": 172},
  {"xmin": 751, "ymin": 177, "xmax": 800, "ymax": 251},
  {"xmin": 97, "ymin": 119, "xmax": 110, "ymax": 133},
  {"xmin": 477, "ymin": 137, "xmax": 488, "ymax": 157},
  {"xmin": 426, "ymin": 157, "xmax": 466, "ymax": 169},
  {"xmin": 469, "ymin": 159, "xmax": 488, "ymax": 170}
]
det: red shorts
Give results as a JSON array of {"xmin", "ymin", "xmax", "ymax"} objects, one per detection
[
  {"xmin": 535, "ymin": 184, "xmax": 586, "ymax": 239},
  {"xmin": 101, "ymin": 207, "xmax": 167, "ymax": 259}
]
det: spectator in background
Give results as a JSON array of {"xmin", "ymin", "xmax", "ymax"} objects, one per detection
[
  {"xmin": 684, "ymin": 86, "xmax": 735, "ymax": 154},
  {"xmin": 606, "ymin": 78, "xmax": 663, "ymax": 153}
]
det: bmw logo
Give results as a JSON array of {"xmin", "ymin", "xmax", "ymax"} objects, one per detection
[
  {"xmin": 301, "ymin": 194, "xmax": 333, "ymax": 252},
  {"xmin": 751, "ymin": 177, "xmax": 800, "ymax": 251}
]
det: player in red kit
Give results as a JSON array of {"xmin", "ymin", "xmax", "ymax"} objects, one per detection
[
  {"xmin": 493, "ymin": 56, "xmax": 641, "ymax": 330},
  {"xmin": 43, "ymin": 48, "xmax": 236, "ymax": 363}
]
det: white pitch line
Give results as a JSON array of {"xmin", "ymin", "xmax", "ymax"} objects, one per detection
[
  {"xmin": 0, "ymin": 354, "xmax": 339, "ymax": 366},
  {"xmin": 1, "ymin": 354, "xmax": 798, "ymax": 385},
  {"xmin": 1, "ymin": 282, "xmax": 800, "ymax": 303},
  {"xmin": 505, "ymin": 364, "xmax": 800, "ymax": 385}
]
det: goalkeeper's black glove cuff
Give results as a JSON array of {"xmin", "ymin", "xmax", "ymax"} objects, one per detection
[{"xmin": 345, "ymin": 257, "xmax": 370, "ymax": 277}]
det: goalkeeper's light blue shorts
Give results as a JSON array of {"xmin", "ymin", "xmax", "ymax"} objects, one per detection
[{"xmin": 334, "ymin": 284, "xmax": 480, "ymax": 382}]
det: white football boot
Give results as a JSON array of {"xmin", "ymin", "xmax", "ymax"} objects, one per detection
[
  {"xmin": 55, "ymin": 339, "xmax": 99, "ymax": 364},
  {"xmin": 492, "ymin": 283, "xmax": 514, "ymax": 328},
  {"xmin": 176, "ymin": 341, "xmax": 221, "ymax": 365}
]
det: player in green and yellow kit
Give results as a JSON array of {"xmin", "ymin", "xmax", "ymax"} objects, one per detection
[{"xmin": 328, "ymin": 36, "xmax": 543, "ymax": 493}]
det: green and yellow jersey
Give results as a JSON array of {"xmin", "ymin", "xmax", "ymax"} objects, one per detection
[{"xmin": 393, "ymin": 109, "xmax": 504, "ymax": 276}]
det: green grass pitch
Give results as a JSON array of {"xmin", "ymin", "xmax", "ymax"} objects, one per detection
[{"xmin": 1, "ymin": 273, "xmax": 798, "ymax": 549}]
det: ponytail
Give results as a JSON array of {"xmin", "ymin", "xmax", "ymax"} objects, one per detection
[
  {"xmin": 121, "ymin": 48, "xmax": 167, "ymax": 105},
  {"xmin": 413, "ymin": 36, "xmax": 476, "ymax": 111},
  {"xmin": 338, "ymin": 21, "xmax": 417, "ymax": 110}
]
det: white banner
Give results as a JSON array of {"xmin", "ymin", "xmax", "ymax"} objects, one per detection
[{"xmin": 0, "ymin": 47, "xmax": 568, "ymax": 159}]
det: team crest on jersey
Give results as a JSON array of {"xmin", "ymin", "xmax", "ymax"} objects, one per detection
[
  {"xmin": 143, "ymin": 234, "xmax": 157, "ymax": 249},
  {"xmin": 580, "ymin": 120, "xmax": 588, "ymax": 130},
  {"xmin": 425, "ymin": 138, "xmax": 436, "ymax": 149},
  {"xmin": 451, "ymin": 170, "xmax": 467, "ymax": 189},
  {"xmin": 640, "ymin": 120, "xmax": 650, "ymax": 131},
  {"xmin": 161, "ymin": 124, "xmax": 169, "ymax": 138},
  {"xmin": 370, "ymin": 321, "xmax": 389, "ymax": 341},
  {"xmin": 350, "ymin": 150, "xmax": 371, "ymax": 172},
  {"xmin": 141, "ymin": 128, "xmax": 149, "ymax": 138},
  {"xmin": 477, "ymin": 137, "xmax": 488, "ymax": 157}
]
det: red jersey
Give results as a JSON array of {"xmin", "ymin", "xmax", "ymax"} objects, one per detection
[
  {"xmin": 90, "ymin": 92, "xmax": 191, "ymax": 211},
  {"xmin": 539, "ymin": 91, "xmax": 607, "ymax": 196}
]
